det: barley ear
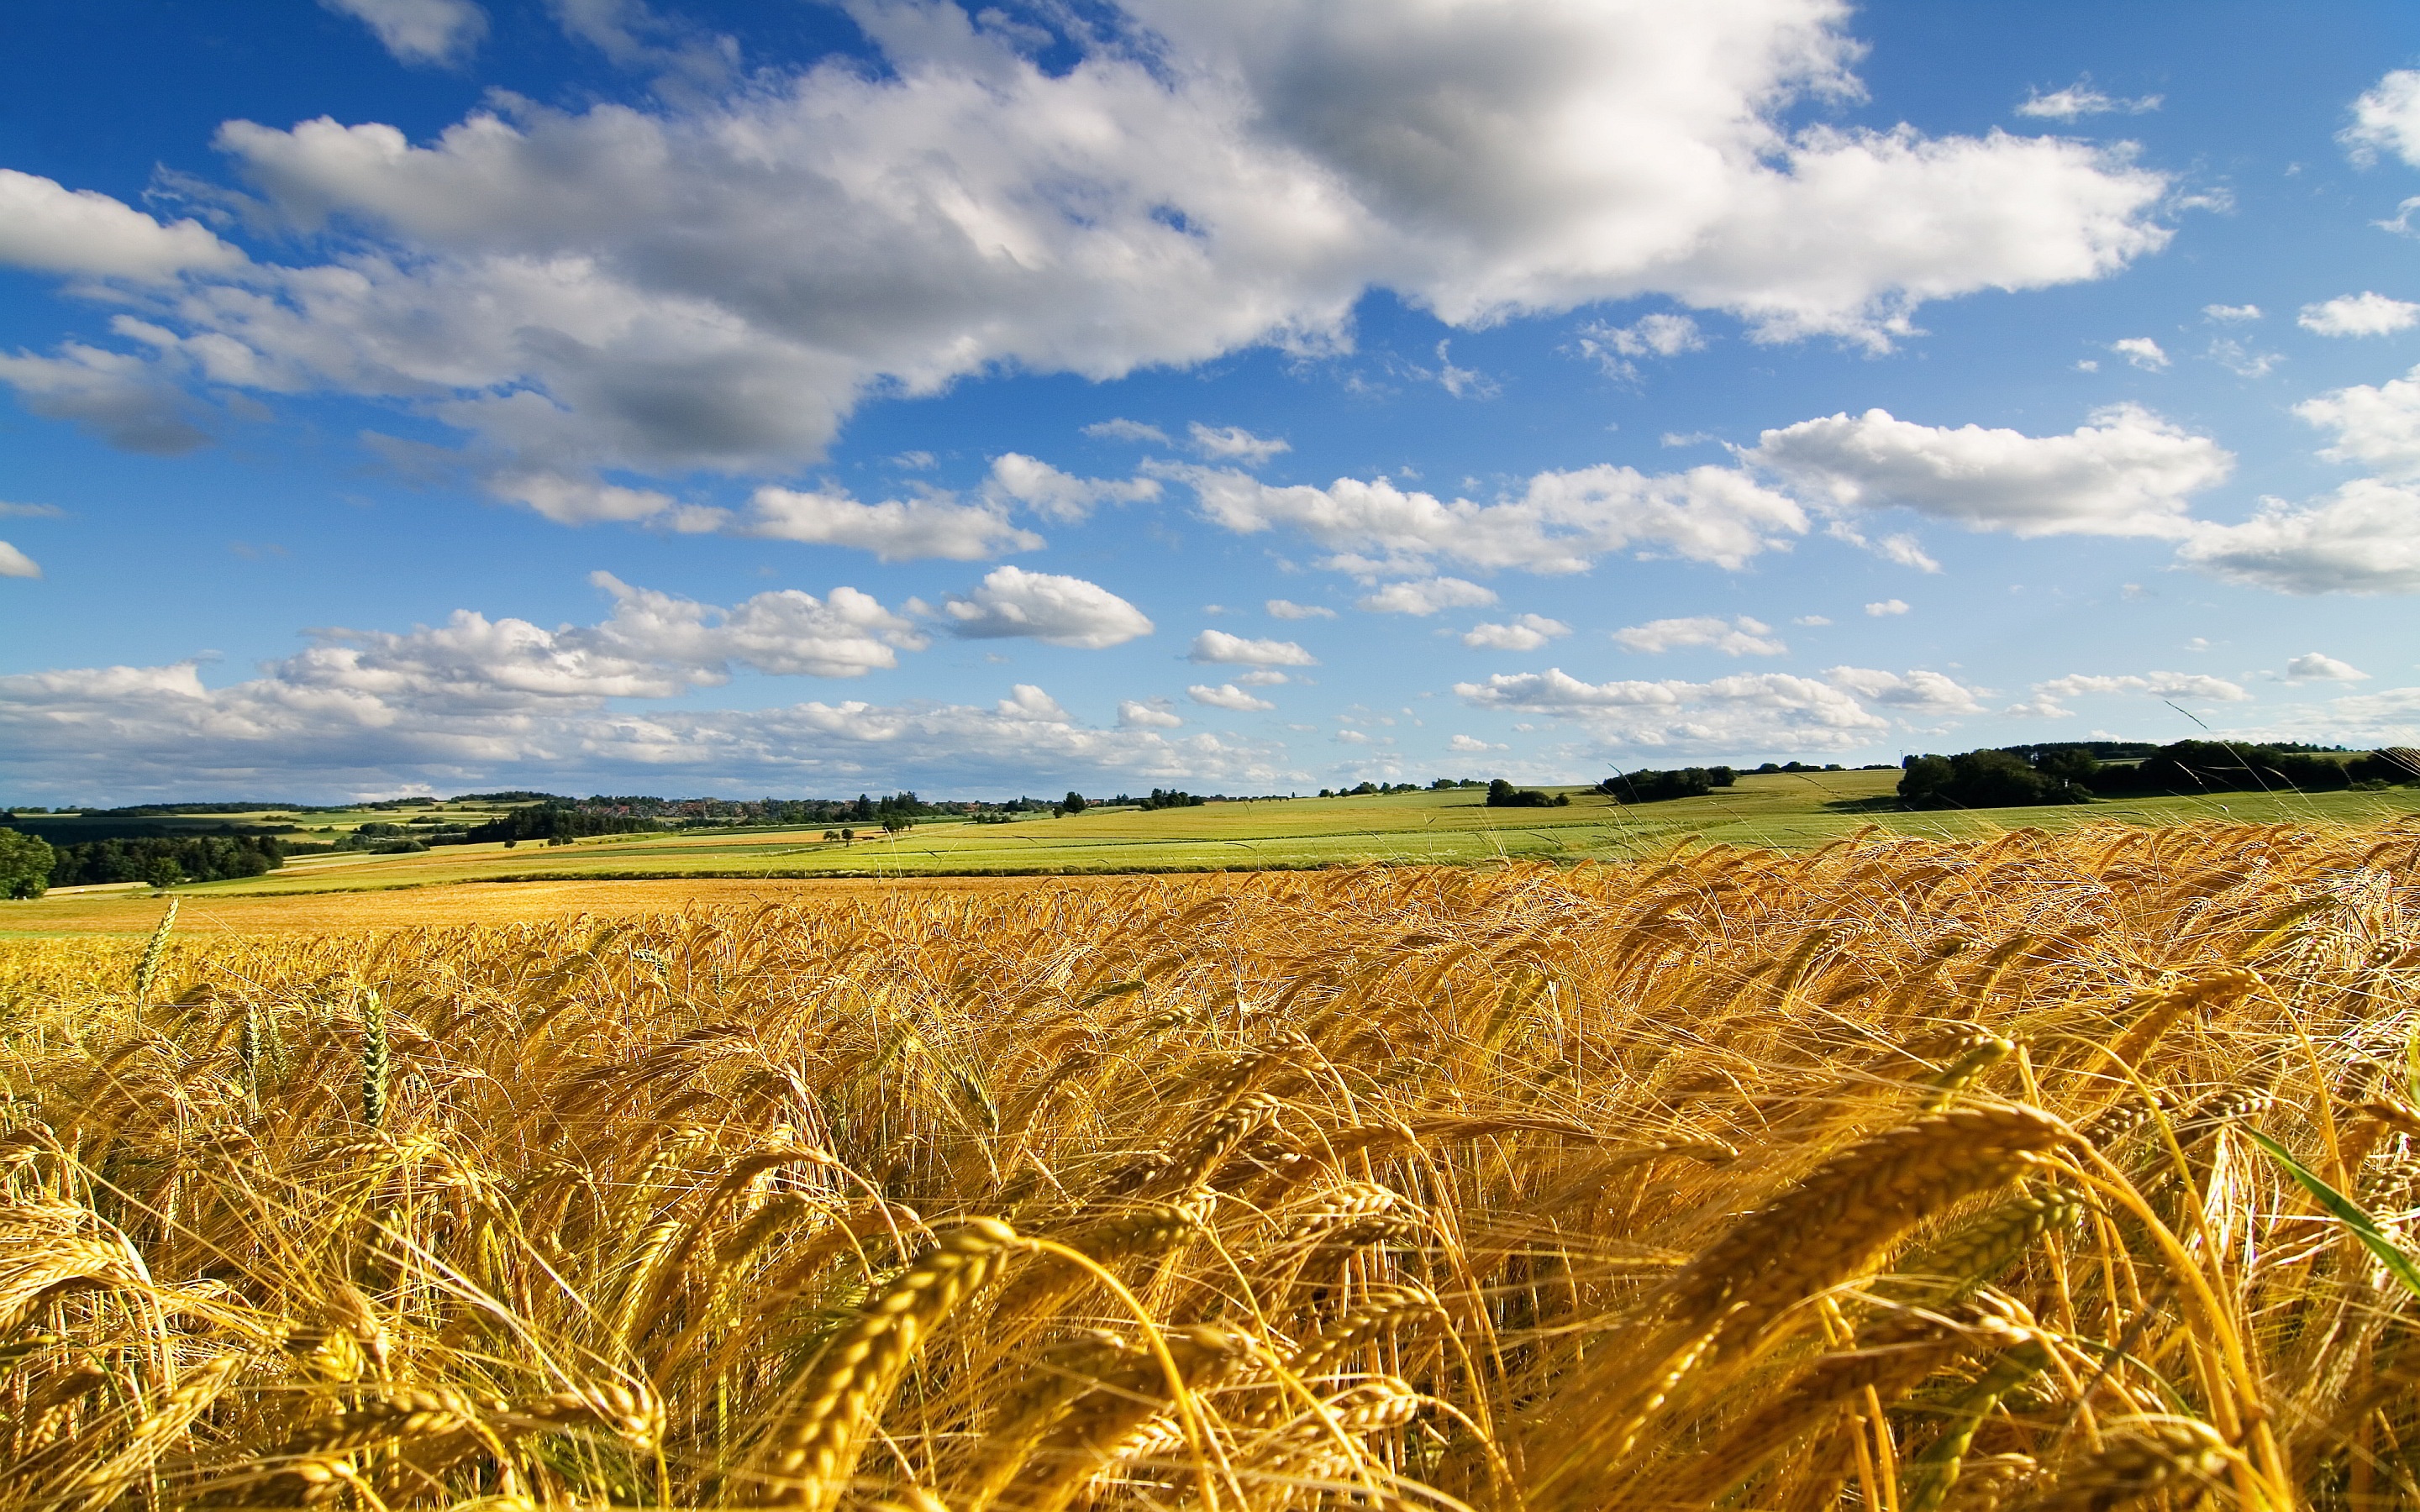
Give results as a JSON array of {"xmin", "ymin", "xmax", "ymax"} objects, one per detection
[
  {"xmin": 134, "ymin": 896, "xmax": 178, "ymax": 1005},
  {"xmin": 360, "ymin": 990, "xmax": 390, "ymax": 1130}
]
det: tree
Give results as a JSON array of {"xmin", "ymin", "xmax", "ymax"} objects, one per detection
[
  {"xmin": 145, "ymin": 857, "xmax": 184, "ymax": 890},
  {"xmin": 0, "ymin": 830, "xmax": 53, "ymax": 900},
  {"xmin": 1062, "ymin": 791, "xmax": 1089, "ymax": 814}
]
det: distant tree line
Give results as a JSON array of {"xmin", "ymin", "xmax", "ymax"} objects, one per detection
[
  {"xmin": 1598, "ymin": 766, "xmax": 1738, "ymax": 804},
  {"xmin": 1900, "ymin": 741, "xmax": 2419, "ymax": 810},
  {"xmin": 1485, "ymin": 779, "xmax": 1570, "ymax": 808},
  {"xmin": 44, "ymin": 834, "xmax": 287, "ymax": 889}
]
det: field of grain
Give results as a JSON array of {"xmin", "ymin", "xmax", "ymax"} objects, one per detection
[{"xmin": 5, "ymin": 818, "xmax": 2420, "ymax": 1509}]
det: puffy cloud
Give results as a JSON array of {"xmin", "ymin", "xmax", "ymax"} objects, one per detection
[
  {"xmin": 1181, "ymin": 461, "xmax": 1807, "ymax": 575},
  {"xmin": 2012, "ymin": 670, "xmax": 2250, "ymax": 717},
  {"xmin": 1265, "ymin": 599, "xmax": 1337, "ymax": 620},
  {"xmin": 2286, "ymin": 652, "xmax": 2368, "ymax": 681},
  {"xmin": 735, "ymin": 485, "xmax": 1042, "ymax": 561},
  {"xmin": 2295, "ymin": 365, "xmax": 2420, "ymax": 478},
  {"xmin": 320, "ymin": 0, "xmax": 488, "ymax": 66},
  {"xmin": 1572, "ymin": 312, "xmax": 1704, "ymax": 376},
  {"xmin": 1461, "ymin": 614, "xmax": 1571, "ymax": 651},
  {"xmin": 2016, "ymin": 82, "xmax": 2161, "ymax": 119},
  {"xmin": 2178, "ymin": 480, "xmax": 2420, "ymax": 595},
  {"xmin": 2299, "ymin": 292, "xmax": 2420, "ymax": 337},
  {"xmin": 1118, "ymin": 698, "xmax": 1184, "ymax": 728},
  {"xmin": 1748, "ymin": 403, "xmax": 2229, "ymax": 538},
  {"xmin": 2110, "ymin": 337, "xmax": 2169, "ymax": 370},
  {"xmin": 1189, "ymin": 629, "xmax": 1318, "ymax": 666},
  {"xmin": 1356, "ymin": 576, "xmax": 1498, "ymax": 615},
  {"xmin": 1793, "ymin": 614, "xmax": 1832, "ymax": 626},
  {"xmin": 1865, "ymin": 599, "xmax": 1910, "ymax": 617},
  {"xmin": 1083, "ymin": 417, "xmax": 1171, "ymax": 445},
  {"xmin": 586, "ymin": 573, "xmax": 927, "ymax": 679},
  {"xmin": 2203, "ymin": 303, "xmax": 2261, "ymax": 322},
  {"xmin": 981, "ymin": 453, "xmax": 1160, "ymax": 523},
  {"xmin": 0, "ymin": 171, "xmax": 247, "ymax": 281},
  {"xmin": 938, "ymin": 566, "xmax": 1155, "ymax": 648},
  {"xmin": 1188, "ymin": 424, "xmax": 1290, "ymax": 465},
  {"xmin": 1823, "ymin": 666, "xmax": 1987, "ymax": 716},
  {"xmin": 5, "ymin": 0, "xmax": 2169, "ymax": 506},
  {"xmin": 1453, "ymin": 666, "xmax": 1891, "ymax": 752},
  {"xmin": 0, "ymin": 343, "xmax": 211, "ymax": 454},
  {"xmin": 1188, "ymin": 682, "xmax": 1276, "ymax": 711},
  {"xmin": 2344, "ymin": 70, "xmax": 2420, "ymax": 167},
  {"xmin": 1445, "ymin": 732, "xmax": 1505, "ymax": 753},
  {"xmin": 0, "ymin": 542, "xmax": 39, "ymax": 579},
  {"xmin": 1233, "ymin": 669, "xmax": 1291, "ymax": 686},
  {"xmin": 1612, "ymin": 614, "xmax": 1784, "ymax": 655}
]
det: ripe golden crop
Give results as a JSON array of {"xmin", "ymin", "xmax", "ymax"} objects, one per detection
[{"xmin": 2, "ymin": 816, "xmax": 2417, "ymax": 1509}]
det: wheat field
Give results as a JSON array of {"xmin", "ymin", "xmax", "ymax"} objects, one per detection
[{"xmin": 4, "ymin": 819, "xmax": 2419, "ymax": 1510}]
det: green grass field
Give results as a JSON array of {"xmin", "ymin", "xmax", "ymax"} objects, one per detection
[{"xmin": 33, "ymin": 769, "xmax": 2420, "ymax": 905}]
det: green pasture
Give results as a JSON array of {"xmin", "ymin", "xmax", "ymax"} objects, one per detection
[{"xmin": 94, "ymin": 770, "xmax": 2420, "ymax": 898}]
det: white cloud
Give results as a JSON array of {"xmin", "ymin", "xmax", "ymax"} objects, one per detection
[
  {"xmin": 1792, "ymin": 614, "xmax": 1832, "ymax": 627},
  {"xmin": 0, "ymin": 1, "xmax": 2170, "ymax": 511},
  {"xmin": 2016, "ymin": 83, "xmax": 2161, "ymax": 120},
  {"xmin": 1445, "ymin": 732, "xmax": 1505, "ymax": 753},
  {"xmin": 1189, "ymin": 629, "xmax": 1318, "ymax": 667},
  {"xmin": 1188, "ymin": 682, "xmax": 1276, "ymax": 711},
  {"xmin": 2178, "ymin": 480, "xmax": 2420, "ymax": 595},
  {"xmin": 938, "ymin": 565, "xmax": 1155, "ymax": 648},
  {"xmin": 1824, "ymin": 666, "xmax": 1986, "ymax": 716},
  {"xmin": 0, "ymin": 542, "xmax": 39, "ymax": 579},
  {"xmin": 320, "ymin": 0, "xmax": 487, "ymax": 66},
  {"xmin": 0, "ymin": 343, "xmax": 211, "ymax": 454},
  {"xmin": 1573, "ymin": 312, "xmax": 1705, "ymax": 377},
  {"xmin": 2203, "ymin": 303, "xmax": 2261, "ymax": 323},
  {"xmin": 1181, "ymin": 461, "xmax": 1806, "ymax": 575},
  {"xmin": 1265, "ymin": 598, "xmax": 1337, "ymax": 620},
  {"xmin": 981, "ymin": 453, "xmax": 1160, "ymax": 523},
  {"xmin": 1187, "ymin": 423, "xmax": 1290, "ymax": 465},
  {"xmin": 0, "ymin": 502, "xmax": 63, "ymax": 518},
  {"xmin": 1084, "ymin": 417, "xmax": 1171, "ymax": 445},
  {"xmin": 2295, "ymin": 365, "xmax": 2420, "ymax": 478},
  {"xmin": 1612, "ymin": 614, "xmax": 1785, "ymax": 656},
  {"xmin": 1864, "ymin": 598, "xmax": 1909, "ymax": 616},
  {"xmin": 0, "ymin": 171, "xmax": 247, "ymax": 281},
  {"xmin": 1749, "ymin": 403, "xmax": 2229, "ymax": 538},
  {"xmin": 2299, "ymin": 292, "xmax": 2420, "ymax": 338},
  {"xmin": 586, "ymin": 572, "xmax": 928, "ymax": 680},
  {"xmin": 2205, "ymin": 339, "xmax": 2281, "ymax": 379},
  {"xmin": 1461, "ymin": 614, "xmax": 1572, "ymax": 651},
  {"xmin": 2344, "ymin": 71, "xmax": 2420, "ymax": 168},
  {"xmin": 735, "ymin": 485, "xmax": 1041, "ymax": 561},
  {"xmin": 1234, "ymin": 669, "xmax": 1292, "ymax": 686},
  {"xmin": 2286, "ymin": 652, "xmax": 2368, "ymax": 682},
  {"xmin": 1453, "ymin": 666, "xmax": 1892, "ymax": 752},
  {"xmin": 2110, "ymin": 337, "xmax": 2169, "ymax": 370},
  {"xmin": 2012, "ymin": 670, "xmax": 2251, "ymax": 717},
  {"xmin": 1118, "ymin": 697, "xmax": 1184, "ymax": 728},
  {"xmin": 1356, "ymin": 576, "xmax": 1498, "ymax": 615},
  {"xmin": 890, "ymin": 449, "xmax": 936, "ymax": 470}
]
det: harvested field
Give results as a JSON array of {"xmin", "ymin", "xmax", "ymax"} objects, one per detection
[{"xmin": 3, "ymin": 818, "xmax": 2419, "ymax": 1509}]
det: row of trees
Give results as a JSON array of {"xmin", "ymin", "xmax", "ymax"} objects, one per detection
[
  {"xmin": 1899, "ymin": 741, "xmax": 2417, "ymax": 810},
  {"xmin": 0, "ymin": 832, "xmax": 292, "ymax": 895},
  {"xmin": 1598, "ymin": 766, "xmax": 1739, "ymax": 804}
]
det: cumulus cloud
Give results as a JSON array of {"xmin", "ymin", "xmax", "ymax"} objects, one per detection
[
  {"xmin": 1612, "ymin": 614, "xmax": 1785, "ymax": 655},
  {"xmin": 1748, "ymin": 403, "xmax": 2229, "ymax": 538},
  {"xmin": 1453, "ymin": 666, "xmax": 1894, "ymax": 752},
  {"xmin": 1189, "ymin": 682, "xmax": 1276, "ymax": 711},
  {"xmin": 583, "ymin": 572, "xmax": 929, "ymax": 679},
  {"xmin": 2203, "ymin": 303, "xmax": 2261, "ymax": 323},
  {"xmin": 2286, "ymin": 652, "xmax": 2368, "ymax": 681},
  {"xmin": 981, "ymin": 453, "xmax": 1160, "ymax": 523},
  {"xmin": 1118, "ymin": 697, "xmax": 1184, "ymax": 728},
  {"xmin": 1188, "ymin": 630, "xmax": 1318, "ymax": 667},
  {"xmin": 1188, "ymin": 424, "xmax": 1290, "ymax": 465},
  {"xmin": 2295, "ymin": 365, "xmax": 2420, "ymax": 478},
  {"xmin": 1865, "ymin": 599, "xmax": 1910, "ymax": 617},
  {"xmin": 0, "ymin": 171, "xmax": 247, "ymax": 281},
  {"xmin": 2344, "ymin": 70, "xmax": 2420, "ymax": 167},
  {"xmin": 1824, "ymin": 666, "xmax": 1987, "ymax": 716},
  {"xmin": 2178, "ymin": 480, "xmax": 2420, "ymax": 595},
  {"xmin": 0, "ymin": 0, "xmax": 2171, "ymax": 515},
  {"xmin": 2012, "ymin": 670, "xmax": 2251, "ymax": 717},
  {"xmin": 2110, "ymin": 337, "xmax": 2170, "ymax": 370},
  {"xmin": 320, "ymin": 0, "xmax": 487, "ymax": 66},
  {"xmin": 1573, "ymin": 312, "xmax": 1705, "ymax": 377},
  {"xmin": 2017, "ymin": 82, "xmax": 2161, "ymax": 120},
  {"xmin": 1445, "ymin": 732, "xmax": 1505, "ymax": 753},
  {"xmin": 1461, "ymin": 614, "xmax": 1571, "ymax": 651},
  {"xmin": 0, "ymin": 343, "xmax": 211, "ymax": 454},
  {"xmin": 1181, "ymin": 461, "xmax": 1807, "ymax": 575},
  {"xmin": 938, "ymin": 566, "xmax": 1155, "ymax": 648},
  {"xmin": 734, "ymin": 485, "xmax": 1041, "ymax": 561},
  {"xmin": 1084, "ymin": 417, "xmax": 1171, "ymax": 445},
  {"xmin": 1265, "ymin": 599, "xmax": 1337, "ymax": 620},
  {"xmin": 0, "ymin": 542, "xmax": 39, "ymax": 579},
  {"xmin": 2299, "ymin": 292, "xmax": 2420, "ymax": 338},
  {"xmin": 1355, "ymin": 576, "xmax": 1497, "ymax": 615}
]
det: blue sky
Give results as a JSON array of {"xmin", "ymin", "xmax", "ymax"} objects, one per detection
[{"xmin": 3, "ymin": 0, "xmax": 2419, "ymax": 802}]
